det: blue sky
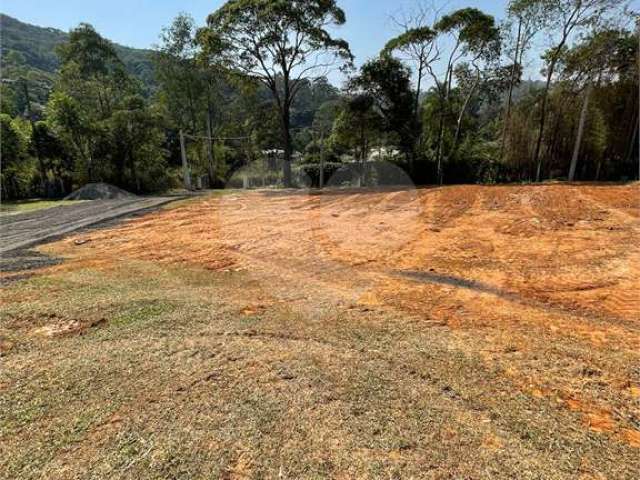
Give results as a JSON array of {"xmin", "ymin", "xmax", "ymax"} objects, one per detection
[{"xmin": 4, "ymin": 0, "xmax": 519, "ymax": 84}]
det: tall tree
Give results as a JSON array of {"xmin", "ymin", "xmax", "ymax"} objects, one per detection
[
  {"xmin": 560, "ymin": 30, "xmax": 624, "ymax": 180},
  {"xmin": 198, "ymin": 0, "xmax": 353, "ymax": 187},
  {"xmin": 530, "ymin": 0, "xmax": 625, "ymax": 182},
  {"xmin": 332, "ymin": 95, "xmax": 383, "ymax": 164},
  {"xmin": 382, "ymin": 26, "xmax": 437, "ymax": 169},
  {"xmin": 154, "ymin": 13, "xmax": 223, "ymax": 185},
  {"xmin": 429, "ymin": 8, "xmax": 501, "ymax": 183},
  {"xmin": 350, "ymin": 56, "xmax": 416, "ymax": 161},
  {"xmin": 52, "ymin": 24, "xmax": 132, "ymax": 181},
  {"xmin": 499, "ymin": 0, "xmax": 546, "ymax": 160},
  {"xmin": 56, "ymin": 23, "xmax": 129, "ymax": 120}
]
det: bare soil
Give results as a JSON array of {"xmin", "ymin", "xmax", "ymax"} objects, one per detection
[{"xmin": 1, "ymin": 183, "xmax": 638, "ymax": 479}]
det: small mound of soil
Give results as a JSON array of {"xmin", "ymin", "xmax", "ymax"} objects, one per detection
[{"xmin": 65, "ymin": 183, "xmax": 136, "ymax": 200}]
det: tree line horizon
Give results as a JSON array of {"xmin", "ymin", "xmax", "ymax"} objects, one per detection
[{"xmin": 1, "ymin": 0, "xmax": 638, "ymax": 199}]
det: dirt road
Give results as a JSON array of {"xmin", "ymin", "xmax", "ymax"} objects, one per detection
[{"xmin": 0, "ymin": 196, "xmax": 179, "ymax": 254}]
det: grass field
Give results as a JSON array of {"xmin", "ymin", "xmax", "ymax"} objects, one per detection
[{"xmin": 1, "ymin": 184, "xmax": 639, "ymax": 479}]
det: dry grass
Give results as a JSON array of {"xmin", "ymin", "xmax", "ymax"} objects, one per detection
[{"xmin": 1, "ymin": 183, "xmax": 639, "ymax": 479}]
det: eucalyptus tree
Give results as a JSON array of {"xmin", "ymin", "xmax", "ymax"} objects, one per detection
[
  {"xmin": 559, "ymin": 29, "xmax": 626, "ymax": 180},
  {"xmin": 382, "ymin": 26, "xmax": 437, "ymax": 168},
  {"xmin": 198, "ymin": 0, "xmax": 353, "ymax": 187},
  {"xmin": 499, "ymin": 0, "xmax": 547, "ymax": 160},
  {"xmin": 427, "ymin": 8, "xmax": 501, "ymax": 183},
  {"xmin": 154, "ymin": 14, "xmax": 205, "ymax": 135},
  {"xmin": 530, "ymin": 0, "xmax": 628, "ymax": 182},
  {"xmin": 56, "ymin": 23, "xmax": 130, "ymax": 120},
  {"xmin": 383, "ymin": 24, "xmax": 437, "ymax": 120},
  {"xmin": 331, "ymin": 94, "xmax": 383, "ymax": 165}
]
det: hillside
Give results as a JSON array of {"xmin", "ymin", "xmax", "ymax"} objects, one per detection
[{"xmin": 0, "ymin": 14, "xmax": 156, "ymax": 95}]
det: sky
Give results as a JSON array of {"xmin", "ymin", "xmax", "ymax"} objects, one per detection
[{"xmin": 3, "ymin": 0, "xmax": 520, "ymax": 85}]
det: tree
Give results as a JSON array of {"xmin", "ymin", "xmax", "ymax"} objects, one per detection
[
  {"xmin": 155, "ymin": 14, "xmax": 205, "ymax": 134},
  {"xmin": 52, "ymin": 24, "xmax": 134, "ymax": 182},
  {"xmin": 560, "ymin": 29, "xmax": 630, "ymax": 180},
  {"xmin": 46, "ymin": 90, "xmax": 99, "ymax": 183},
  {"xmin": 499, "ymin": 0, "xmax": 546, "ymax": 160},
  {"xmin": 350, "ymin": 56, "xmax": 415, "ymax": 161},
  {"xmin": 109, "ymin": 95, "xmax": 168, "ymax": 192},
  {"xmin": 331, "ymin": 95, "xmax": 383, "ymax": 162},
  {"xmin": 0, "ymin": 114, "xmax": 35, "ymax": 199},
  {"xmin": 530, "ymin": 0, "xmax": 626, "ymax": 182},
  {"xmin": 32, "ymin": 120, "xmax": 69, "ymax": 195},
  {"xmin": 383, "ymin": 24, "xmax": 438, "ymax": 167},
  {"xmin": 429, "ymin": 8, "xmax": 501, "ymax": 183},
  {"xmin": 154, "ymin": 13, "xmax": 222, "ymax": 185},
  {"xmin": 56, "ymin": 23, "xmax": 130, "ymax": 120},
  {"xmin": 199, "ymin": 0, "xmax": 353, "ymax": 187}
]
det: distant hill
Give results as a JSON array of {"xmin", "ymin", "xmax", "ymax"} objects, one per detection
[{"xmin": 0, "ymin": 14, "xmax": 156, "ymax": 97}]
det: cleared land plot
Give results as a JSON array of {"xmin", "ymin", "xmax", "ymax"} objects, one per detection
[{"xmin": 1, "ymin": 184, "xmax": 639, "ymax": 479}]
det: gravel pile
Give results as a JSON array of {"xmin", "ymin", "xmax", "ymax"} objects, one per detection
[{"xmin": 65, "ymin": 183, "xmax": 136, "ymax": 200}]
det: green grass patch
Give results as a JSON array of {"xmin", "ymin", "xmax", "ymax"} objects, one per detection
[{"xmin": 110, "ymin": 299, "xmax": 177, "ymax": 329}]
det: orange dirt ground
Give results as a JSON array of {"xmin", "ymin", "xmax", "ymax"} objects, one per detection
[{"xmin": 37, "ymin": 183, "xmax": 640, "ymax": 447}]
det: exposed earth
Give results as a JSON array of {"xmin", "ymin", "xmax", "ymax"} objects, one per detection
[{"xmin": 1, "ymin": 183, "xmax": 639, "ymax": 479}]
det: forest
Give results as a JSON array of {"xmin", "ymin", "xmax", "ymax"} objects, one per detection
[{"xmin": 1, "ymin": 0, "xmax": 638, "ymax": 200}]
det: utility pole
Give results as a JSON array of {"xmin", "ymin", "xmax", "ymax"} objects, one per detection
[{"xmin": 179, "ymin": 130, "xmax": 191, "ymax": 190}]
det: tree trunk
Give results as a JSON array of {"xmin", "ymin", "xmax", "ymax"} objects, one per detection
[
  {"xmin": 569, "ymin": 84, "xmax": 592, "ymax": 182},
  {"xmin": 533, "ymin": 60, "xmax": 557, "ymax": 182},
  {"xmin": 450, "ymin": 68, "xmax": 481, "ymax": 160},
  {"xmin": 87, "ymin": 153, "xmax": 94, "ymax": 183},
  {"xmin": 532, "ymin": 8, "xmax": 578, "ymax": 182},
  {"xmin": 282, "ymin": 108, "xmax": 293, "ymax": 188},
  {"xmin": 281, "ymin": 79, "xmax": 293, "ymax": 188},
  {"xmin": 500, "ymin": 16, "xmax": 522, "ymax": 161},
  {"xmin": 411, "ymin": 60, "xmax": 424, "ymax": 176},
  {"xmin": 179, "ymin": 129, "xmax": 191, "ymax": 190},
  {"xmin": 131, "ymin": 151, "xmax": 140, "ymax": 193},
  {"xmin": 435, "ymin": 97, "xmax": 446, "ymax": 185},
  {"xmin": 624, "ymin": 109, "xmax": 639, "ymax": 178},
  {"xmin": 630, "ymin": 116, "xmax": 639, "ymax": 179},
  {"xmin": 319, "ymin": 131, "xmax": 325, "ymax": 189}
]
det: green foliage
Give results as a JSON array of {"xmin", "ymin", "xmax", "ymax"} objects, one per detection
[
  {"xmin": 1, "ymin": 114, "xmax": 37, "ymax": 199},
  {"xmin": 199, "ymin": 0, "xmax": 353, "ymax": 186},
  {"xmin": 1, "ymin": 3, "xmax": 637, "ymax": 200},
  {"xmin": 382, "ymin": 27, "xmax": 437, "ymax": 57},
  {"xmin": 331, "ymin": 94, "xmax": 384, "ymax": 161},
  {"xmin": 350, "ymin": 56, "xmax": 415, "ymax": 157},
  {"xmin": 0, "ymin": 14, "xmax": 156, "ymax": 101},
  {"xmin": 37, "ymin": 25, "xmax": 170, "ymax": 194},
  {"xmin": 435, "ymin": 8, "xmax": 501, "ymax": 59}
]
